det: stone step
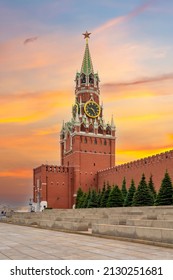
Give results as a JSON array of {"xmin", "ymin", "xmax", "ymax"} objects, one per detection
[
  {"xmin": 34, "ymin": 219, "xmax": 88, "ymax": 231},
  {"xmin": 53, "ymin": 221, "xmax": 88, "ymax": 231},
  {"xmin": 92, "ymin": 223, "xmax": 173, "ymax": 244},
  {"xmin": 127, "ymin": 219, "xmax": 173, "ymax": 229},
  {"xmin": 4, "ymin": 217, "xmax": 88, "ymax": 232}
]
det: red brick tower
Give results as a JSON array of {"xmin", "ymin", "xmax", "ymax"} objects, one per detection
[{"xmin": 60, "ymin": 32, "xmax": 116, "ymax": 197}]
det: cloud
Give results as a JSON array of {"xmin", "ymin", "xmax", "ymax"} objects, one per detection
[
  {"xmin": 93, "ymin": 0, "xmax": 157, "ymax": 34},
  {"xmin": 34, "ymin": 124, "xmax": 60, "ymax": 136},
  {"xmin": 24, "ymin": 36, "xmax": 38, "ymax": 45},
  {"xmin": 0, "ymin": 90, "xmax": 71, "ymax": 124},
  {"xmin": 116, "ymin": 146, "xmax": 172, "ymax": 165},
  {"xmin": 0, "ymin": 177, "xmax": 32, "ymax": 206},
  {"xmin": 103, "ymin": 73, "xmax": 173, "ymax": 88},
  {"xmin": 0, "ymin": 169, "xmax": 32, "ymax": 178}
]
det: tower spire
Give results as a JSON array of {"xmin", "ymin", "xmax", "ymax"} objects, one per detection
[{"xmin": 81, "ymin": 31, "xmax": 94, "ymax": 75}]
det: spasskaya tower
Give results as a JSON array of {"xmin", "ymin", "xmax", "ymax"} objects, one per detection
[
  {"xmin": 33, "ymin": 31, "xmax": 173, "ymax": 210},
  {"xmin": 33, "ymin": 32, "xmax": 116, "ymax": 209},
  {"xmin": 60, "ymin": 31, "xmax": 116, "ymax": 195}
]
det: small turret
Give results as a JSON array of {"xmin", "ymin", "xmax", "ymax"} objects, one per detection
[
  {"xmin": 60, "ymin": 120, "xmax": 65, "ymax": 139},
  {"xmin": 111, "ymin": 115, "xmax": 116, "ymax": 130}
]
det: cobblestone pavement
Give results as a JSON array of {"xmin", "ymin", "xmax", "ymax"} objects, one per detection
[{"xmin": 0, "ymin": 223, "xmax": 173, "ymax": 260}]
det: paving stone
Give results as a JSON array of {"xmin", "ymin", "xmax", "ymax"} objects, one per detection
[{"xmin": 1, "ymin": 223, "xmax": 173, "ymax": 259}]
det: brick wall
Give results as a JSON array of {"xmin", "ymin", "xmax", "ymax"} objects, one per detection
[
  {"xmin": 63, "ymin": 134, "xmax": 115, "ymax": 193},
  {"xmin": 33, "ymin": 165, "xmax": 74, "ymax": 208},
  {"xmin": 98, "ymin": 150, "xmax": 173, "ymax": 191}
]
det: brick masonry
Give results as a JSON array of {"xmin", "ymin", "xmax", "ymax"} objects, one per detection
[
  {"xmin": 33, "ymin": 165, "xmax": 74, "ymax": 208},
  {"xmin": 98, "ymin": 150, "xmax": 173, "ymax": 190}
]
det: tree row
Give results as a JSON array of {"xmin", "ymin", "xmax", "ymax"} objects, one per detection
[{"xmin": 75, "ymin": 171, "xmax": 173, "ymax": 208}]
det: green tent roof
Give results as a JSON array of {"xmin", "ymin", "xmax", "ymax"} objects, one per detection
[{"xmin": 81, "ymin": 41, "xmax": 94, "ymax": 75}]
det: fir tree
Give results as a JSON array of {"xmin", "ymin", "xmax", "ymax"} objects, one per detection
[
  {"xmin": 79, "ymin": 192, "xmax": 87, "ymax": 208},
  {"xmin": 100, "ymin": 182, "xmax": 111, "ymax": 207},
  {"xmin": 148, "ymin": 175, "xmax": 157, "ymax": 200},
  {"xmin": 132, "ymin": 174, "xmax": 154, "ymax": 206},
  {"xmin": 99, "ymin": 182, "xmax": 106, "ymax": 207},
  {"xmin": 107, "ymin": 185, "xmax": 123, "ymax": 207},
  {"xmin": 155, "ymin": 171, "xmax": 173, "ymax": 205},
  {"xmin": 75, "ymin": 187, "xmax": 83, "ymax": 208},
  {"xmin": 87, "ymin": 189, "xmax": 98, "ymax": 208},
  {"xmin": 97, "ymin": 189, "xmax": 102, "ymax": 208},
  {"xmin": 83, "ymin": 189, "xmax": 91, "ymax": 208},
  {"xmin": 121, "ymin": 177, "xmax": 127, "ymax": 204},
  {"xmin": 124, "ymin": 179, "xmax": 136, "ymax": 207}
]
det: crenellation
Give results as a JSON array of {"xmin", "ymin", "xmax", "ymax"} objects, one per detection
[
  {"xmin": 97, "ymin": 149, "xmax": 173, "ymax": 191},
  {"xmin": 44, "ymin": 165, "xmax": 69, "ymax": 173},
  {"xmin": 98, "ymin": 150, "xmax": 173, "ymax": 175}
]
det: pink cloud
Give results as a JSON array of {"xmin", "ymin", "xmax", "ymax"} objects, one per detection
[
  {"xmin": 103, "ymin": 72, "xmax": 173, "ymax": 88},
  {"xmin": 93, "ymin": 0, "xmax": 157, "ymax": 34}
]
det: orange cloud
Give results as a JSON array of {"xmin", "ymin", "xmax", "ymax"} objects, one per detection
[
  {"xmin": 117, "ymin": 146, "xmax": 172, "ymax": 165},
  {"xmin": 167, "ymin": 134, "xmax": 173, "ymax": 141},
  {"xmin": 120, "ymin": 113, "xmax": 161, "ymax": 122},
  {"xmin": 0, "ymin": 169, "xmax": 32, "ymax": 178},
  {"xmin": 34, "ymin": 124, "xmax": 61, "ymax": 136},
  {"xmin": 0, "ymin": 90, "xmax": 71, "ymax": 124}
]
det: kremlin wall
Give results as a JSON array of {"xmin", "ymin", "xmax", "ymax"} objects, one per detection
[
  {"xmin": 33, "ymin": 33, "xmax": 173, "ymax": 209},
  {"xmin": 98, "ymin": 150, "xmax": 173, "ymax": 191}
]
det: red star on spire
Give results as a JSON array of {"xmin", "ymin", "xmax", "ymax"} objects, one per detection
[{"xmin": 82, "ymin": 31, "xmax": 91, "ymax": 39}]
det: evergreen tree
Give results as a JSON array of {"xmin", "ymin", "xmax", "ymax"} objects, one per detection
[
  {"xmin": 100, "ymin": 182, "xmax": 111, "ymax": 207},
  {"xmin": 97, "ymin": 189, "xmax": 102, "ymax": 208},
  {"xmin": 79, "ymin": 192, "xmax": 87, "ymax": 208},
  {"xmin": 107, "ymin": 185, "xmax": 123, "ymax": 207},
  {"xmin": 148, "ymin": 175, "xmax": 157, "ymax": 200},
  {"xmin": 155, "ymin": 171, "xmax": 173, "ymax": 205},
  {"xmin": 82, "ymin": 189, "xmax": 91, "ymax": 208},
  {"xmin": 87, "ymin": 189, "xmax": 98, "ymax": 208},
  {"xmin": 121, "ymin": 177, "xmax": 127, "ymax": 204},
  {"xmin": 124, "ymin": 179, "xmax": 136, "ymax": 207},
  {"xmin": 75, "ymin": 187, "xmax": 83, "ymax": 208},
  {"xmin": 99, "ymin": 182, "xmax": 106, "ymax": 207},
  {"xmin": 132, "ymin": 174, "xmax": 154, "ymax": 206}
]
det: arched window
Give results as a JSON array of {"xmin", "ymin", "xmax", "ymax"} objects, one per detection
[
  {"xmin": 96, "ymin": 77, "xmax": 99, "ymax": 87},
  {"xmin": 106, "ymin": 126, "xmax": 111, "ymax": 135},
  {"xmin": 98, "ymin": 125, "xmax": 103, "ymax": 134},
  {"xmin": 89, "ymin": 123, "xmax": 94, "ymax": 133},
  {"xmin": 89, "ymin": 74, "xmax": 94, "ymax": 84},
  {"xmin": 80, "ymin": 73, "xmax": 86, "ymax": 84},
  {"xmin": 80, "ymin": 123, "xmax": 86, "ymax": 132}
]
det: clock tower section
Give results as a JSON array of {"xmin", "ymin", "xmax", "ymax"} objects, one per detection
[{"xmin": 60, "ymin": 32, "xmax": 116, "ymax": 196}]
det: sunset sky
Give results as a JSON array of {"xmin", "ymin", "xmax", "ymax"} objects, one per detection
[{"xmin": 0, "ymin": 0, "xmax": 173, "ymax": 207}]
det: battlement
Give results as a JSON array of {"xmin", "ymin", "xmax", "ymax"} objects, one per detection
[
  {"xmin": 97, "ymin": 149, "xmax": 173, "ymax": 191},
  {"xmin": 34, "ymin": 165, "xmax": 73, "ymax": 174},
  {"xmin": 45, "ymin": 165, "xmax": 70, "ymax": 173},
  {"xmin": 98, "ymin": 149, "xmax": 173, "ymax": 174}
]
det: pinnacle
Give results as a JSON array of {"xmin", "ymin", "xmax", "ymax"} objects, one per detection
[
  {"xmin": 111, "ymin": 115, "xmax": 116, "ymax": 130},
  {"xmin": 81, "ymin": 39, "xmax": 94, "ymax": 75}
]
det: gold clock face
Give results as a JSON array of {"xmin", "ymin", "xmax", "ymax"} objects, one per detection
[{"xmin": 84, "ymin": 101, "xmax": 100, "ymax": 118}]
